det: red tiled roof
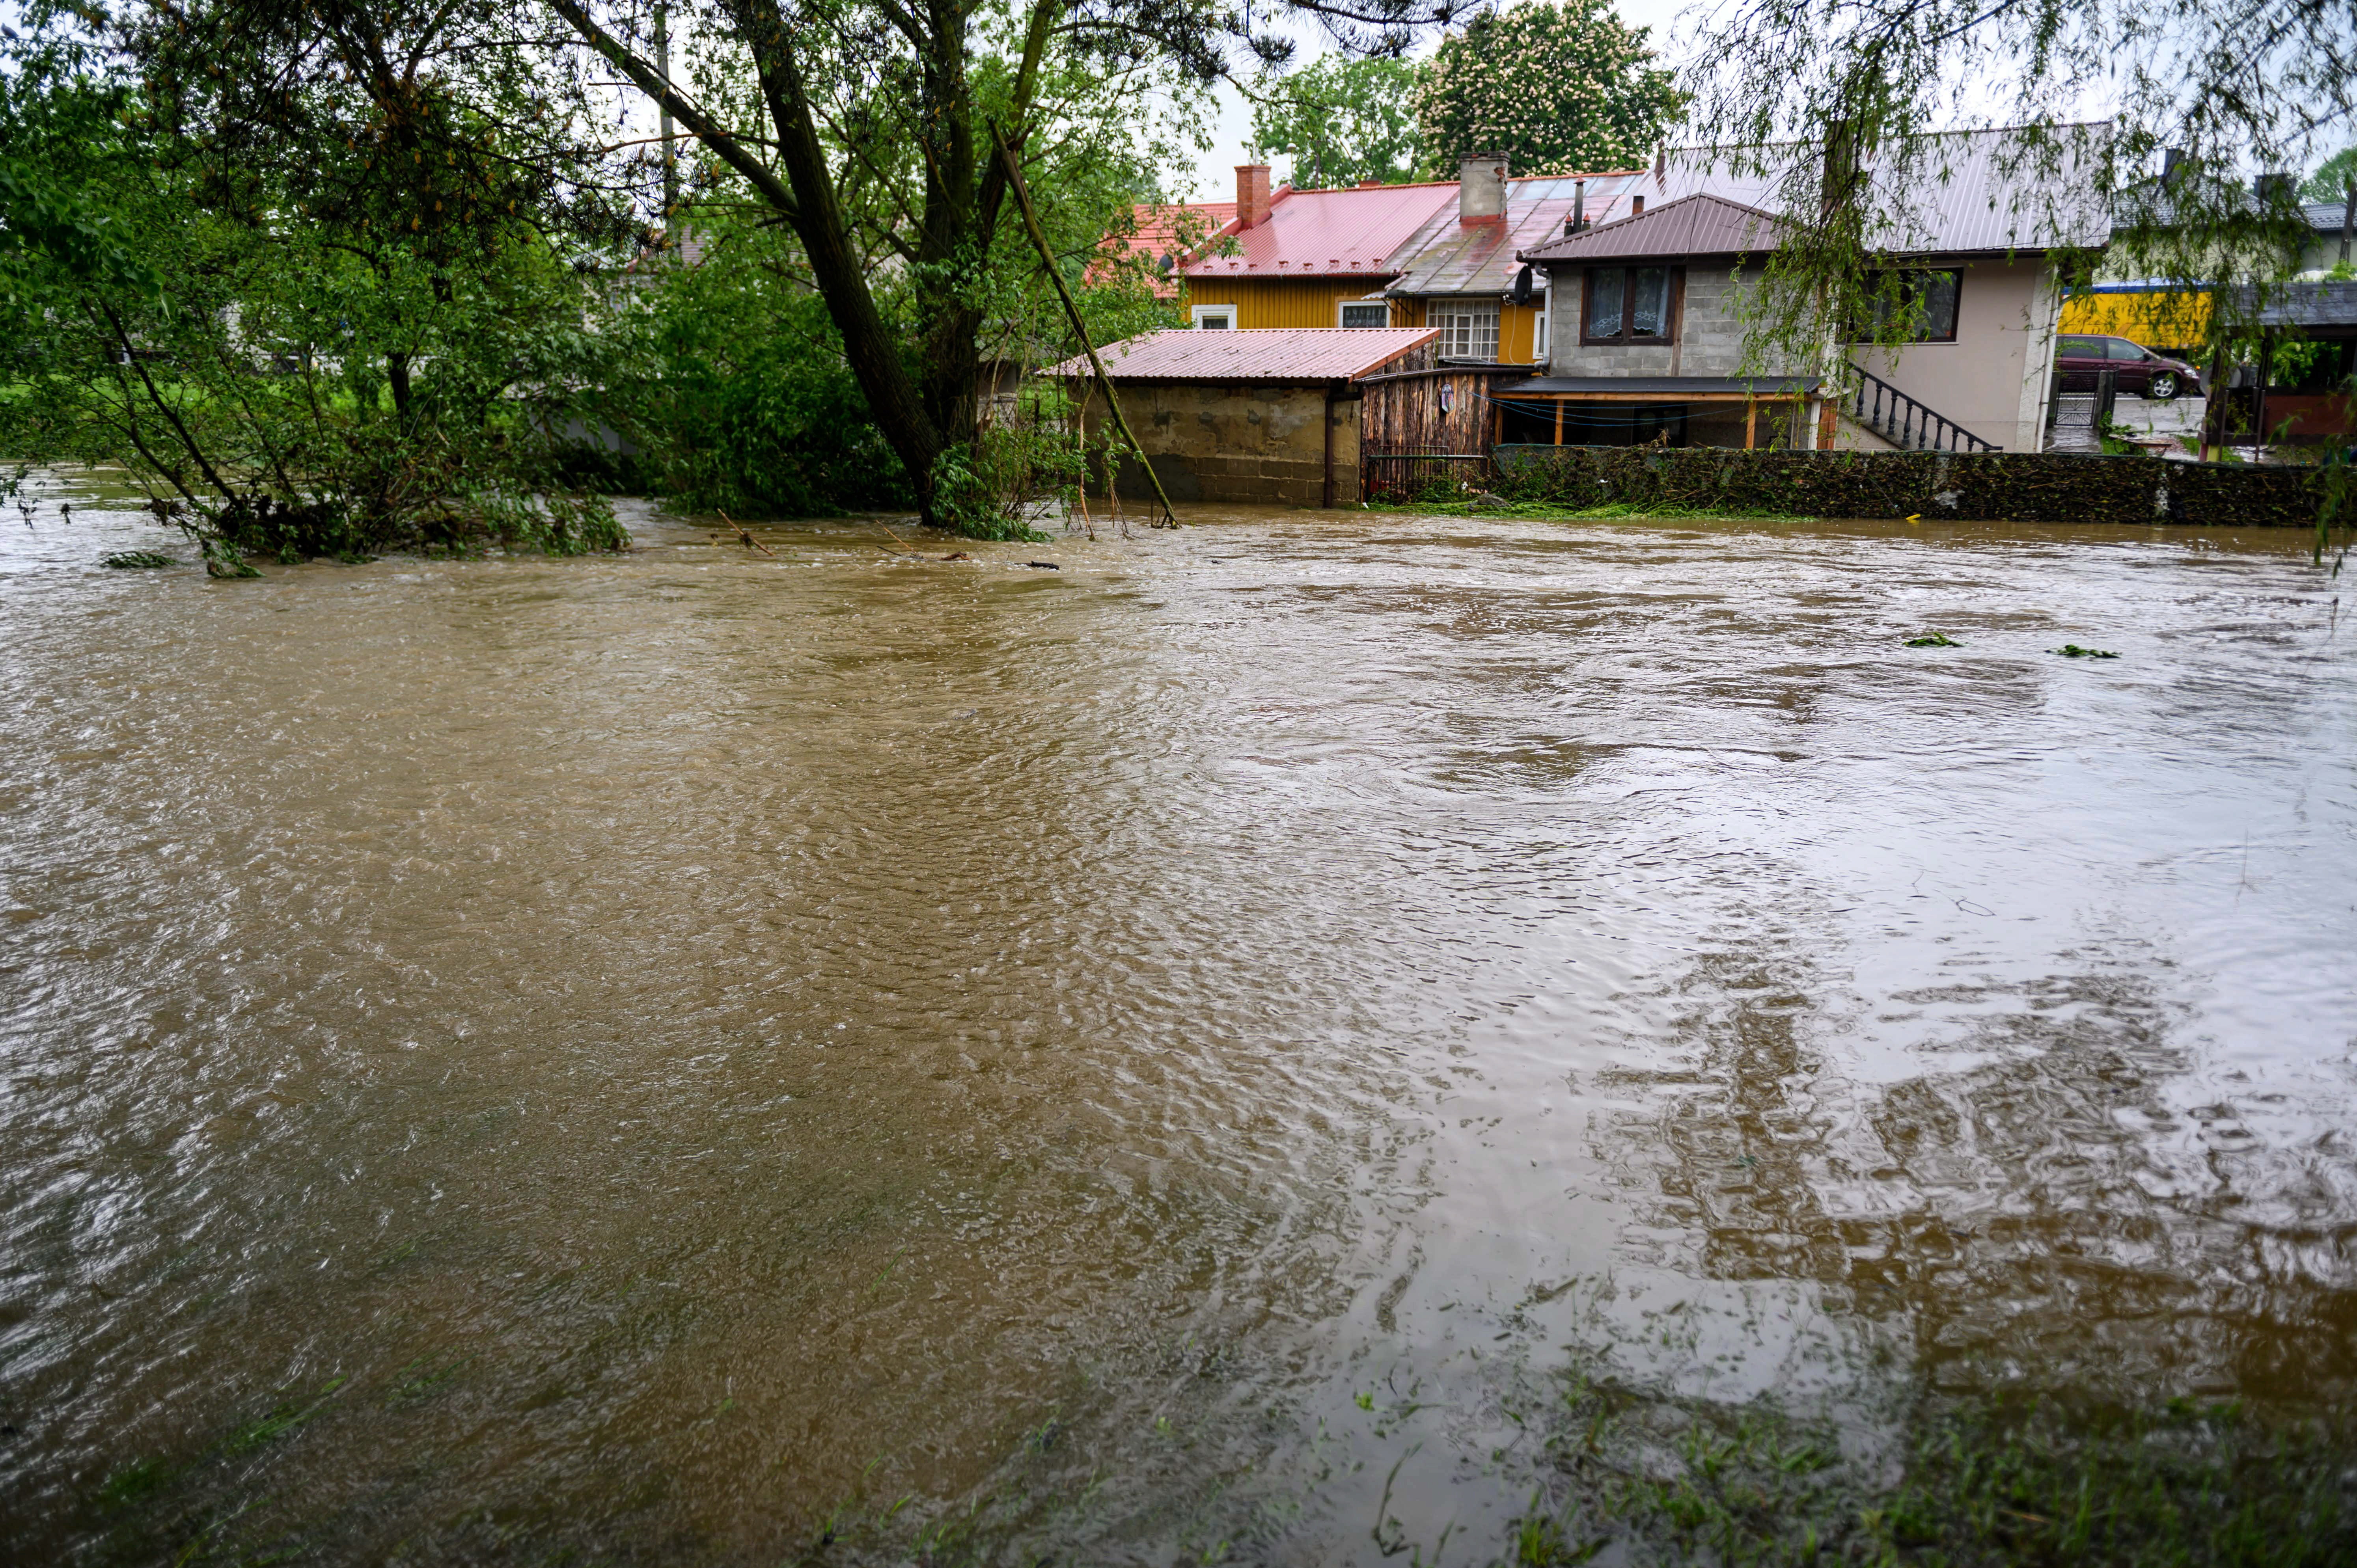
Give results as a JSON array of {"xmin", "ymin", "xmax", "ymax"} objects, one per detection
[
  {"xmin": 1180, "ymin": 183, "xmax": 1459, "ymax": 280},
  {"xmin": 1044, "ymin": 327, "xmax": 1440, "ymax": 382},
  {"xmin": 1519, "ymin": 192, "xmax": 1785, "ymax": 263},
  {"xmin": 1096, "ymin": 201, "xmax": 1238, "ymax": 297}
]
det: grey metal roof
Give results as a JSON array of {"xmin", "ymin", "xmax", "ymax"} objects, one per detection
[
  {"xmin": 2303, "ymin": 201, "xmax": 2356, "ymax": 233},
  {"xmin": 1384, "ymin": 172, "xmax": 1648, "ymax": 297},
  {"xmin": 1521, "ymin": 193, "xmax": 1784, "ymax": 264},
  {"xmin": 1043, "ymin": 327, "xmax": 1440, "ymax": 382},
  {"xmin": 1650, "ymin": 124, "xmax": 2113, "ymax": 255},
  {"xmin": 2222, "ymin": 280, "xmax": 2357, "ymax": 328},
  {"xmin": 1495, "ymin": 375, "xmax": 1826, "ymax": 396}
]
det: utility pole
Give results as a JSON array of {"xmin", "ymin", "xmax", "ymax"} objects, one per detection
[{"xmin": 655, "ymin": 3, "xmax": 678, "ymax": 228}]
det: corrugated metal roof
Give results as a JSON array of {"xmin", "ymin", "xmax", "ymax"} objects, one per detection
[
  {"xmin": 1386, "ymin": 173, "xmax": 1648, "ymax": 296},
  {"xmin": 1521, "ymin": 193, "xmax": 1784, "ymax": 263},
  {"xmin": 1180, "ymin": 183, "xmax": 1458, "ymax": 280},
  {"xmin": 2303, "ymin": 201, "xmax": 2356, "ymax": 233},
  {"xmin": 2225, "ymin": 279, "xmax": 2357, "ymax": 328},
  {"xmin": 1648, "ymin": 125, "xmax": 2112, "ymax": 254},
  {"xmin": 1044, "ymin": 327, "xmax": 1440, "ymax": 382}
]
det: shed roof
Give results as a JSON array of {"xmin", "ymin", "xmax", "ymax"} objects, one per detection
[
  {"xmin": 1045, "ymin": 327, "xmax": 1440, "ymax": 382},
  {"xmin": 1180, "ymin": 182, "xmax": 1458, "ymax": 281},
  {"xmin": 1386, "ymin": 172, "xmax": 1647, "ymax": 296},
  {"xmin": 2224, "ymin": 279, "xmax": 2357, "ymax": 328},
  {"xmin": 1494, "ymin": 375, "xmax": 1826, "ymax": 397},
  {"xmin": 1521, "ymin": 192, "xmax": 1784, "ymax": 264}
]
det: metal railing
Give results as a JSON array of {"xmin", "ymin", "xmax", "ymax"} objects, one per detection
[{"xmin": 1842, "ymin": 365, "xmax": 1999, "ymax": 452}]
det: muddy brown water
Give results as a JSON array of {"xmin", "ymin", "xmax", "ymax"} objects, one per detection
[{"xmin": 1, "ymin": 479, "xmax": 2353, "ymax": 1562}]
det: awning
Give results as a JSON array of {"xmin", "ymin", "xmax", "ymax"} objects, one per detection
[{"xmin": 1492, "ymin": 376, "xmax": 1825, "ymax": 399}]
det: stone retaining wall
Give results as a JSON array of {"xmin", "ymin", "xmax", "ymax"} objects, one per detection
[{"xmin": 1489, "ymin": 446, "xmax": 2336, "ymax": 528}]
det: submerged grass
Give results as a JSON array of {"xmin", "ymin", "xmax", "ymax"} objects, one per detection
[{"xmin": 1505, "ymin": 1373, "xmax": 2356, "ymax": 1568}]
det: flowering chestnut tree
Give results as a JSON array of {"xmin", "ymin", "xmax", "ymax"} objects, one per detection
[{"xmin": 1415, "ymin": 0, "xmax": 1677, "ymax": 177}]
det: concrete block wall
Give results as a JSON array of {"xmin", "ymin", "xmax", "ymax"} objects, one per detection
[
  {"xmin": 1082, "ymin": 382, "xmax": 1360, "ymax": 507},
  {"xmin": 1542, "ymin": 265, "xmax": 1808, "ymax": 379}
]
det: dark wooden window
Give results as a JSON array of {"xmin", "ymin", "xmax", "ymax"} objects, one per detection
[
  {"xmin": 1581, "ymin": 266, "xmax": 1675, "ymax": 344},
  {"xmin": 1851, "ymin": 270, "xmax": 1962, "ymax": 342}
]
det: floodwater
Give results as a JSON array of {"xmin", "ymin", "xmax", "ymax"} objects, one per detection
[{"xmin": 2, "ymin": 479, "xmax": 2353, "ymax": 1563}]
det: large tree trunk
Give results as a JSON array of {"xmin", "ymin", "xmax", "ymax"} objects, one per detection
[{"xmin": 738, "ymin": 20, "xmax": 950, "ymax": 516}]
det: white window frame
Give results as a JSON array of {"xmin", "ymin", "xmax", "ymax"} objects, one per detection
[
  {"xmin": 1337, "ymin": 297, "xmax": 1390, "ymax": 329},
  {"xmin": 1190, "ymin": 304, "xmax": 1235, "ymax": 330},
  {"xmin": 1430, "ymin": 298, "xmax": 1501, "ymax": 363},
  {"xmin": 1531, "ymin": 303, "xmax": 1550, "ymax": 364}
]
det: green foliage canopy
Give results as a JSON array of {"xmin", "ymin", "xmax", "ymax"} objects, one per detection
[
  {"xmin": 1247, "ymin": 56, "xmax": 1423, "ymax": 189},
  {"xmin": 2304, "ymin": 148, "xmax": 2357, "ymax": 205}
]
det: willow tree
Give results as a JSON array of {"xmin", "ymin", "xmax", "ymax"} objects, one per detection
[
  {"xmin": 543, "ymin": 0, "xmax": 1458, "ymax": 530},
  {"xmin": 1675, "ymin": 0, "xmax": 2355, "ymax": 363}
]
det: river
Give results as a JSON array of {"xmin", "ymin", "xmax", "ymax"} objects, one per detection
[{"xmin": 2, "ymin": 478, "xmax": 2352, "ymax": 1562}]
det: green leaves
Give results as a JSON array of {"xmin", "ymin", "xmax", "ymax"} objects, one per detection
[
  {"xmin": 1247, "ymin": 57, "xmax": 1423, "ymax": 189},
  {"xmin": 0, "ymin": 156, "xmax": 164, "ymax": 315}
]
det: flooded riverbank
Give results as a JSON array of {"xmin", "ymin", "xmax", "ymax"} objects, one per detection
[{"xmin": 3, "ymin": 479, "xmax": 2353, "ymax": 1562}]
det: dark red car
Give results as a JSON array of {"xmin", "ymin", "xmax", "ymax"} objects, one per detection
[{"xmin": 2056, "ymin": 334, "xmax": 2203, "ymax": 400}]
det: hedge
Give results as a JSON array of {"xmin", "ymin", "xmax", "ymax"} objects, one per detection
[{"xmin": 1485, "ymin": 445, "xmax": 2334, "ymax": 528}]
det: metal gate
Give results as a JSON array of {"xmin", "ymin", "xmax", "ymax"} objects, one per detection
[{"xmin": 2046, "ymin": 365, "xmax": 2119, "ymax": 451}]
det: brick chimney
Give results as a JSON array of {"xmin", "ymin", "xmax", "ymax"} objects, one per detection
[
  {"xmin": 1459, "ymin": 151, "xmax": 1507, "ymax": 225},
  {"xmin": 1236, "ymin": 164, "xmax": 1272, "ymax": 228}
]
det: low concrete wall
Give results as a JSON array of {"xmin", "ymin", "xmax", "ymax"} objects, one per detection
[{"xmin": 1076, "ymin": 381, "xmax": 1361, "ymax": 507}]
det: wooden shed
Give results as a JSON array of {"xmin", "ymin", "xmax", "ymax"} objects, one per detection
[{"xmin": 1048, "ymin": 327, "xmax": 1440, "ymax": 507}]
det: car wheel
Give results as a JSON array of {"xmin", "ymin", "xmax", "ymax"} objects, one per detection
[{"xmin": 2148, "ymin": 370, "xmax": 2179, "ymax": 400}]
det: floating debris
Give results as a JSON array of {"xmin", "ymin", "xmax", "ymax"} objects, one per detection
[
  {"xmin": 101, "ymin": 551, "xmax": 177, "ymax": 569},
  {"xmin": 2051, "ymin": 644, "xmax": 2120, "ymax": 659},
  {"xmin": 1905, "ymin": 633, "xmax": 1960, "ymax": 647},
  {"xmin": 1024, "ymin": 561, "xmax": 1061, "ymax": 570}
]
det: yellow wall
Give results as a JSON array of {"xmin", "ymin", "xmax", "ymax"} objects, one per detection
[
  {"xmin": 1184, "ymin": 279, "xmax": 1547, "ymax": 364},
  {"xmin": 2057, "ymin": 290, "xmax": 2212, "ymax": 351},
  {"xmin": 1390, "ymin": 297, "xmax": 1547, "ymax": 365},
  {"xmin": 1181, "ymin": 278, "xmax": 1390, "ymax": 329}
]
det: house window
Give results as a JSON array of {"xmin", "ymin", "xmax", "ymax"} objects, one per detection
[
  {"xmin": 1339, "ymin": 299, "xmax": 1389, "ymax": 328},
  {"xmin": 1431, "ymin": 299, "xmax": 1500, "ymax": 362},
  {"xmin": 1191, "ymin": 304, "xmax": 1234, "ymax": 330},
  {"xmin": 1582, "ymin": 266, "xmax": 1673, "ymax": 344},
  {"xmin": 1852, "ymin": 270, "xmax": 1961, "ymax": 342},
  {"xmin": 1532, "ymin": 305, "xmax": 1550, "ymax": 363}
]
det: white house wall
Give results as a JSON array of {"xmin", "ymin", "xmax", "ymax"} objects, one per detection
[
  {"xmin": 1845, "ymin": 258, "xmax": 2059, "ymax": 452},
  {"xmin": 1545, "ymin": 256, "xmax": 2063, "ymax": 453}
]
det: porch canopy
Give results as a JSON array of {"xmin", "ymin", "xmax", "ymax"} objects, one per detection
[{"xmin": 1490, "ymin": 374, "xmax": 1826, "ymax": 449}]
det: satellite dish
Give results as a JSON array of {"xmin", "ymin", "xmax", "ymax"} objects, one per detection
[{"xmin": 1511, "ymin": 264, "xmax": 1534, "ymax": 307}]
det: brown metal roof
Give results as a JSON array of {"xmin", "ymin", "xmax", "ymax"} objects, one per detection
[
  {"xmin": 1386, "ymin": 173, "xmax": 1648, "ymax": 296},
  {"xmin": 1044, "ymin": 327, "xmax": 1440, "ymax": 382},
  {"xmin": 1521, "ymin": 193, "xmax": 1784, "ymax": 263}
]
